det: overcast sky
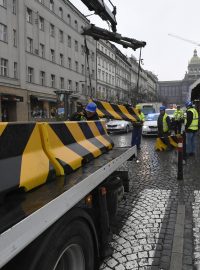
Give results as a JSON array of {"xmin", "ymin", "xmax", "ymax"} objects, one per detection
[{"xmin": 69, "ymin": 0, "xmax": 200, "ymax": 81}]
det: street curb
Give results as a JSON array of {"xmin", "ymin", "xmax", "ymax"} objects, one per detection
[{"xmin": 170, "ymin": 204, "xmax": 185, "ymax": 270}]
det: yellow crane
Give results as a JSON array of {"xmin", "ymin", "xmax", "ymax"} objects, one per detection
[{"xmin": 168, "ymin": 33, "xmax": 200, "ymax": 46}]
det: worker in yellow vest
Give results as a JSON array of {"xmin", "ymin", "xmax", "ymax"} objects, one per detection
[
  {"xmin": 185, "ymin": 101, "xmax": 199, "ymax": 157},
  {"xmin": 157, "ymin": 106, "xmax": 172, "ymax": 150},
  {"xmin": 173, "ymin": 105, "xmax": 184, "ymax": 134},
  {"xmin": 131, "ymin": 104, "xmax": 145, "ymax": 150}
]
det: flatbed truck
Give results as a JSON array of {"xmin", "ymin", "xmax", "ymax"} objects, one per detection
[{"xmin": 0, "ymin": 140, "xmax": 136, "ymax": 270}]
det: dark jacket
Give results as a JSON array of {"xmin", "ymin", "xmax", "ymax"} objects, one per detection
[{"xmin": 85, "ymin": 112, "xmax": 99, "ymax": 121}]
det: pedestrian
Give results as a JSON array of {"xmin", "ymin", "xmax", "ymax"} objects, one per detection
[
  {"xmin": 84, "ymin": 102, "xmax": 99, "ymax": 120},
  {"xmin": 157, "ymin": 106, "xmax": 172, "ymax": 150},
  {"xmin": 69, "ymin": 102, "xmax": 86, "ymax": 121},
  {"xmin": 173, "ymin": 105, "xmax": 184, "ymax": 134},
  {"xmin": 185, "ymin": 101, "xmax": 199, "ymax": 157},
  {"xmin": 131, "ymin": 104, "xmax": 145, "ymax": 150}
]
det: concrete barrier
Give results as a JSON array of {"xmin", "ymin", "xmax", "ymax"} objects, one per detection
[
  {"xmin": 40, "ymin": 121, "xmax": 114, "ymax": 176},
  {"xmin": 0, "ymin": 122, "xmax": 55, "ymax": 196}
]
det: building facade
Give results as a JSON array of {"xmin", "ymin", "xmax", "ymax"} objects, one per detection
[
  {"xmin": 0, "ymin": 0, "xmax": 96, "ymax": 121},
  {"xmin": 158, "ymin": 49, "xmax": 200, "ymax": 106}
]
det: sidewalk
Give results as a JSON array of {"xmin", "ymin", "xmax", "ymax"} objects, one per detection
[{"xmin": 100, "ymin": 134, "xmax": 200, "ymax": 270}]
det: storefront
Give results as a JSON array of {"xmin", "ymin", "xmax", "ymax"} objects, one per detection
[
  {"xmin": 0, "ymin": 93, "xmax": 24, "ymax": 122},
  {"xmin": 30, "ymin": 95, "xmax": 57, "ymax": 120}
]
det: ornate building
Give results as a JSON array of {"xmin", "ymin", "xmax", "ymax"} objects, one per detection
[{"xmin": 158, "ymin": 49, "xmax": 200, "ymax": 106}]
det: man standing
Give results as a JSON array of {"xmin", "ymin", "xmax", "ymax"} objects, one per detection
[
  {"xmin": 157, "ymin": 106, "xmax": 171, "ymax": 150},
  {"xmin": 173, "ymin": 105, "xmax": 184, "ymax": 134},
  {"xmin": 131, "ymin": 104, "xmax": 145, "ymax": 149},
  {"xmin": 185, "ymin": 101, "xmax": 199, "ymax": 156}
]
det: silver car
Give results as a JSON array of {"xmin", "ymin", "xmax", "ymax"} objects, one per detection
[{"xmin": 106, "ymin": 120, "xmax": 132, "ymax": 133}]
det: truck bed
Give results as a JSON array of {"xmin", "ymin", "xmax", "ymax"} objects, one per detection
[{"xmin": 0, "ymin": 146, "xmax": 136, "ymax": 268}]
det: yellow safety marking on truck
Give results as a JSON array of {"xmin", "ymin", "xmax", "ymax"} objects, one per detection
[
  {"xmin": 20, "ymin": 124, "xmax": 50, "ymax": 191},
  {"xmin": 65, "ymin": 122, "xmax": 102, "ymax": 158},
  {"xmin": 0, "ymin": 122, "xmax": 8, "ymax": 136}
]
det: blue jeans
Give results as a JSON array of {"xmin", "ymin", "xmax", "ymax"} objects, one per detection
[
  {"xmin": 186, "ymin": 132, "xmax": 196, "ymax": 154},
  {"xmin": 131, "ymin": 127, "xmax": 142, "ymax": 147}
]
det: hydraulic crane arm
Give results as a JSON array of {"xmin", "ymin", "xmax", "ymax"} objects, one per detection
[
  {"xmin": 80, "ymin": 0, "xmax": 117, "ymax": 32},
  {"xmin": 81, "ymin": 24, "xmax": 146, "ymax": 50}
]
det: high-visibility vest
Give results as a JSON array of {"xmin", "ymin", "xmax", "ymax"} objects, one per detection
[
  {"xmin": 138, "ymin": 112, "xmax": 145, "ymax": 122},
  {"xmin": 173, "ymin": 109, "xmax": 184, "ymax": 121},
  {"xmin": 187, "ymin": 108, "xmax": 199, "ymax": 131},
  {"xmin": 163, "ymin": 113, "xmax": 169, "ymax": 132}
]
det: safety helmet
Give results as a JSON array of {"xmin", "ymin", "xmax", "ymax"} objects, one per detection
[
  {"xmin": 160, "ymin": 106, "xmax": 166, "ymax": 111},
  {"xmin": 85, "ymin": 102, "xmax": 97, "ymax": 113},
  {"xmin": 185, "ymin": 101, "xmax": 192, "ymax": 107},
  {"xmin": 136, "ymin": 104, "xmax": 142, "ymax": 110}
]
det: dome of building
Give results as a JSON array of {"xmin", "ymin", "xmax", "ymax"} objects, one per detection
[{"xmin": 189, "ymin": 49, "xmax": 200, "ymax": 65}]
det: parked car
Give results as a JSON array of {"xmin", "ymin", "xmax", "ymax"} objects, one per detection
[
  {"xmin": 142, "ymin": 113, "xmax": 159, "ymax": 136},
  {"xmin": 165, "ymin": 108, "xmax": 176, "ymax": 120},
  {"xmin": 106, "ymin": 120, "xmax": 132, "ymax": 133}
]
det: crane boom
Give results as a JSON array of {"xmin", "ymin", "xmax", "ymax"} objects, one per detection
[{"xmin": 168, "ymin": 33, "xmax": 200, "ymax": 46}]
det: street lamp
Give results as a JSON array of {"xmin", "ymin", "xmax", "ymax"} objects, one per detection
[{"xmin": 54, "ymin": 90, "xmax": 73, "ymax": 120}]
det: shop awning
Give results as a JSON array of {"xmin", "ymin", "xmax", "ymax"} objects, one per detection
[
  {"xmin": 93, "ymin": 100, "xmax": 140, "ymax": 122},
  {"xmin": 0, "ymin": 94, "xmax": 23, "ymax": 102},
  {"xmin": 31, "ymin": 95, "xmax": 57, "ymax": 103}
]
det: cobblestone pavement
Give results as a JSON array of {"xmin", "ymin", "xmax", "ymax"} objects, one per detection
[{"xmin": 100, "ymin": 133, "xmax": 200, "ymax": 270}]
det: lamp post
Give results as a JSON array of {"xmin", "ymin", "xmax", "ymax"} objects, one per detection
[
  {"xmin": 54, "ymin": 90, "xmax": 72, "ymax": 120},
  {"xmin": 136, "ymin": 47, "xmax": 143, "ymax": 103}
]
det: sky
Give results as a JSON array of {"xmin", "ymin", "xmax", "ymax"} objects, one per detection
[{"xmin": 69, "ymin": 0, "xmax": 200, "ymax": 81}]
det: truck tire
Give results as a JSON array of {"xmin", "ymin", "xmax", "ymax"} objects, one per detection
[{"xmin": 30, "ymin": 219, "xmax": 94, "ymax": 270}]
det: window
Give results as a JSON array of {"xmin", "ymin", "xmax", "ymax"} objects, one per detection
[
  {"xmin": 12, "ymin": 0, "xmax": 16, "ymax": 14},
  {"xmin": 75, "ymin": 82, "xmax": 79, "ymax": 92},
  {"xmin": 81, "ymin": 64, "xmax": 84, "ymax": 74},
  {"xmin": 59, "ymin": 7, "xmax": 63, "ymax": 18},
  {"xmin": 40, "ymin": 71, "xmax": 45, "ymax": 86},
  {"xmin": 67, "ymin": 35, "xmax": 71, "ymax": 47},
  {"xmin": 68, "ymin": 80, "xmax": 72, "ymax": 90},
  {"xmin": 68, "ymin": 57, "xmax": 71, "ymax": 69},
  {"xmin": 75, "ymin": 61, "xmax": 78, "ymax": 72},
  {"xmin": 50, "ymin": 24, "xmax": 55, "ymax": 37},
  {"xmin": 81, "ymin": 84, "xmax": 85, "ymax": 95},
  {"xmin": 91, "ymin": 52, "xmax": 95, "ymax": 62},
  {"xmin": 40, "ymin": 43, "xmax": 45, "ymax": 58},
  {"xmin": 74, "ymin": 20, "xmax": 78, "ymax": 31},
  {"xmin": 1, "ymin": 58, "xmax": 8, "ymax": 76},
  {"xmin": 0, "ymin": 0, "xmax": 6, "ymax": 8},
  {"xmin": 13, "ymin": 29, "xmax": 17, "ymax": 46},
  {"xmin": 39, "ymin": 16, "xmax": 44, "ymax": 31},
  {"xmin": 13, "ymin": 62, "xmax": 17, "ymax": 78},
  {"xmin": 26, "ymin": 8, "xmax": 32, "ymax": 23},
  {"xmin": 81, "ymin": 45, "xmax": 85, "ymax": 55},
  {"xmin": 49, "ymin": 0, "xmax": 54, "ymax": 11},
  {"xmin": 0, "ymin": 23, "xmax": 7, "ymax": 42},
  {"xmin": 67, "ymin": 14, "xmax": 71, "ymax": 25},
  {"xmin": 92, "ymin": 70, "xmax": 95, "ymax": 79},
  {"xmin": 27, "ymin": 37, "xmax": 33, "ymax": 53},
  {"xmin": 59, "ymin": 30, "xmax": 63, "ymax": 43},
  {"xmin": 50, "ymin": 49, "xmax": 55, "ymax": 62},
  {"xmin": 60, "ymin": 77, "xmax": 64, "ymax": 89},
  {"xmin": 51, "ymin": 74, "xmax": 55, "ymax": 87},
  {"xmin": 75, "ymin": 40, "xmax": 78, "ymax": 52},
  {"xmin": 27, "ymin": 67, "xmax": 34, "ymax": 82},
  {"xmin": 60, "ymin": 53, "xmax": 64, "ymax": 66}
]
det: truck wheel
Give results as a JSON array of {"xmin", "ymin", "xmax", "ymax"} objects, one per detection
[{"xmin": 31, "ymin": 220, "xmax": 94, "ymax": 270}]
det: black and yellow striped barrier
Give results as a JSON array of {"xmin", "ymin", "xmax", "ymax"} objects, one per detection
[
  {"xmin": 0, "ymin": 122, "xmax": 55, "ymax": 196},
  {"xmin": 155, "ymin": 135, "xmax": 178, "ymax": 151},
  {"xmin": 40, "ymin": 120, "xmax": 114, "ymax": 176},
  {"xmin": 94, "ymin": 100, "xmax": 140, "ymax": 122}
]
